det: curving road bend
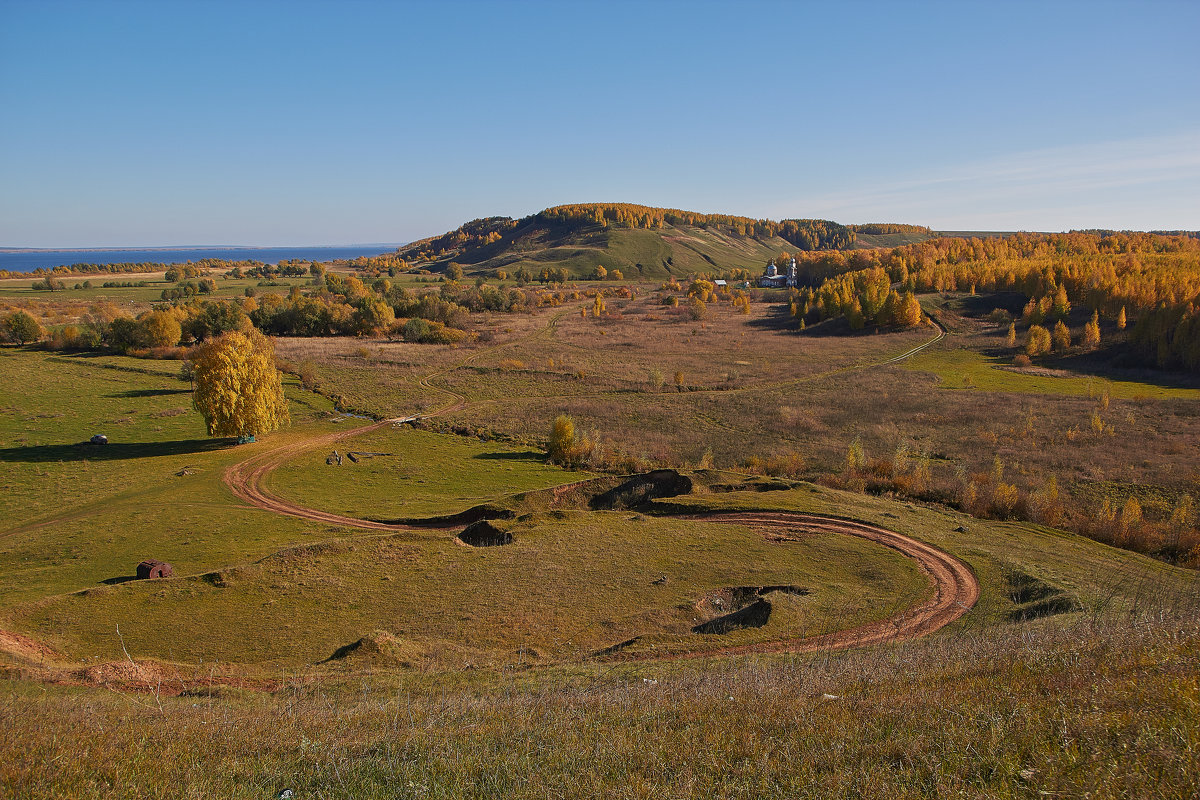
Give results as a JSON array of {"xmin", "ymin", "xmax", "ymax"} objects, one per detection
[
  {"xmin": 669, "ymin": 512, "xmax": 978, "ymax": 658},
  {"xmin": 222, "ymin": 431, "xmax": 980, "ymax": 659}
]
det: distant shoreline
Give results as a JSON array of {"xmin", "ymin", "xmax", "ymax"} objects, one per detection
[{"xmin": 0, "ymin": 243, "xmax": 408, "ymax": 274}]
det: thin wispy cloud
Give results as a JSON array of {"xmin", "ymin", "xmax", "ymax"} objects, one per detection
[{"xmin": 799, "ymin": 132, "xmax": 1200, "ymax": 230}]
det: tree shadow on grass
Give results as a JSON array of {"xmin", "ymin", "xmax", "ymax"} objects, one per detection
[
  {"xmin": 1048, "ymin": 350, "xmax": 1200, "ymax": 391},
  {"xmin": 0, "ymin": 438, "xmax": 234, "ymax": 464},
  {"xmin": 751, "ymin": 313, "xmax": 881, "ymax": 339},
  {"xmin": 106, "ymin": 388, "xmax": 193, "ymax": 398},
  {"xmin": 472, "ymin": 451, "xmax": 545, "ymax": 462},
  {"xmin": 744, "ymin": 304, "xmax": 801, "ymax": 333}
]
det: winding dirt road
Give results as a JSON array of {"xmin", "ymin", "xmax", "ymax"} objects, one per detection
[
  {"xmin": 221, "ymin": 419, "xmax": 456, "ymax": 532},
  {"xmin": 676, "ymin": 512, "xmax": 978, "ymax": 658},
  {"xmin": 220, "ymin": 423, "xmax": 980, "ymax": 661}
]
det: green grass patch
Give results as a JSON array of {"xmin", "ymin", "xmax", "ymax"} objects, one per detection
[
  {"xmin": 0, "ymin": 348, "xmax": 342, "ymax": 608},
  {"xmin": 905, "ymin": 345, "xmax": 1200, "ymax": 399},
  {"xmin": 265, "ymin": 427, "xmax": 580, "ymax": 520}
]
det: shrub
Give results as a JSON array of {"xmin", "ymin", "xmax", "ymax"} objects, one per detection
[
  {"xmin": 547, "ymin": 414, "xmax": 592, "ymax": 468},
  {"xmin": 298, "ymin": 360, "xmax": 318, "ymax": 390},
  {"xmin": 3, "ymin": 310, "xmax": 44, "ymax": 344},
  {"xmin": 846, "ymin": 437, "xmax": 866, "ymax": 472},
  {"xmin": 402, "ymin": 318, "xmax": 432, "ymax": 342}
]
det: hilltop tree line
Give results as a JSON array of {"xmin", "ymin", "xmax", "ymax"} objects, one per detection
[
  {"xmin": 538, "ymin": 204, "xmax": 857, "ymax": 250},
  {"xmin": 847, "ymin": 223, "xmax": 932, "ymax": 236},
  {"xmin": 401, "ymin": 217, "xmax": 519, "ymax": 263}
]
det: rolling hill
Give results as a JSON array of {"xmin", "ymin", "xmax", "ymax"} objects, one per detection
[{"xmin": 397, "ymin": 203, "xmax": 935, "ymax": 280}]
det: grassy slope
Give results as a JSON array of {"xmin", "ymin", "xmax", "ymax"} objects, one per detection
[
  {"xmin": 850, "ymin": 231, "xmax": 935, "ymax": 248},
  {"xmin": 2, "ymin": 613, "xmax": 1196, "ymax": 799},
  {"xmin": 422, "ymin": 222, "xmax": 799, "ymax": 280}
]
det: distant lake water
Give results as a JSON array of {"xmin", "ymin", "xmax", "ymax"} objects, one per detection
[{"xmin": 0, "ymin": 245, "xmax": 403, "ymax": 273}]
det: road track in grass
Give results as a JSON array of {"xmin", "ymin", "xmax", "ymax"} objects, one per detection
[
  {"xmin": 220, "ymin": 439, "xmax": 980, "ymax": 660},
  {"xmin": 594, "ymin": 512, "xmax": 979, "ymax": 660}
]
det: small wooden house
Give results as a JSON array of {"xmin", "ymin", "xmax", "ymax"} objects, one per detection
[{"xmin": 136, "ymin": 560, "xmax": 174, "ymax": 579}]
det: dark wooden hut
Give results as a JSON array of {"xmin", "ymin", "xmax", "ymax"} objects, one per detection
[{"xmin": 136, "ymin": 560, "xmax": 174, "ymax": 579}]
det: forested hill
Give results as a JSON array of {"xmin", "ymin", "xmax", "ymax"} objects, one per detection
[{"xmin": 396, "ymin": 204, "xmax": 932, "ymax": 280}]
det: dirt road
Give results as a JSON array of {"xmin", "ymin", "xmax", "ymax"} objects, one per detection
[
  {"xmin": 220, "ymin": 432, "xmax": 980, "ymax": 660},
  {"xmin": 669, "ymin": 512, "xmax": 978, "ymax": 658}
]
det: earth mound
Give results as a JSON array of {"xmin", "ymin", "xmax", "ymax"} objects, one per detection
[
  {"xmin": 458, "ymin": 520, "xmax": 514, "ymax": 547},
  {"xmin": 589, "ymin": 470, "xmax": 694, "ymax": 510},
  {"xmin": 692, "ymin": 585, "xmax": 809, "ymax": 634},
  {"xmin": 325, "ymin": 631, "xmax": 426, "ymax": 668}
]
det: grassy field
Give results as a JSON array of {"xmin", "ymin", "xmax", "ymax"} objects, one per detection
[
  {"xmin": 10, "ymin": 509, "xmax": 934, "ymax": 668},
  {"xmin": 5, "ymin": 342, "xmax": 1193, "ymax": 674},
  {"xmin": 266, "ymin": 427, "xmax": 581, "ymax": 520},
  {"xmin": 0, "ymin": 349, "xmax": 351, "ymax": 609},
  {"xmin": 0, "ymin": 272, "xmax": 314, "ymax": 304},
  {"xmin": 276, "ymin": 291, "xmax": 1200, "ymax": 550},
  {"xmin": 4, "ymin": 275, "xmax": 1200, "ymax": 798}
]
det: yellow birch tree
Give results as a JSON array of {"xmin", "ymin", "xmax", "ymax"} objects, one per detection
[{"xmin": 192, "ymin": 330, "xmax": 289, "ymax": 439}]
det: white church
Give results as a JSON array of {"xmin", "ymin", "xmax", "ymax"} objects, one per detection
[{"xmin": 759, "ymin": 257, "xmax": 798, "ymax": 288}]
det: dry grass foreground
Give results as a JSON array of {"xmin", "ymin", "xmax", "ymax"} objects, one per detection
[{"xmin": 2, "ymin": 611, "xmax": 1196, "ymax": 799}]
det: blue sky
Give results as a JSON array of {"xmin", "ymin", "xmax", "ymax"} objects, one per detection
[{"xmin": 2, "ymin": 0, "xmax": 1197, "ymax": 246}]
